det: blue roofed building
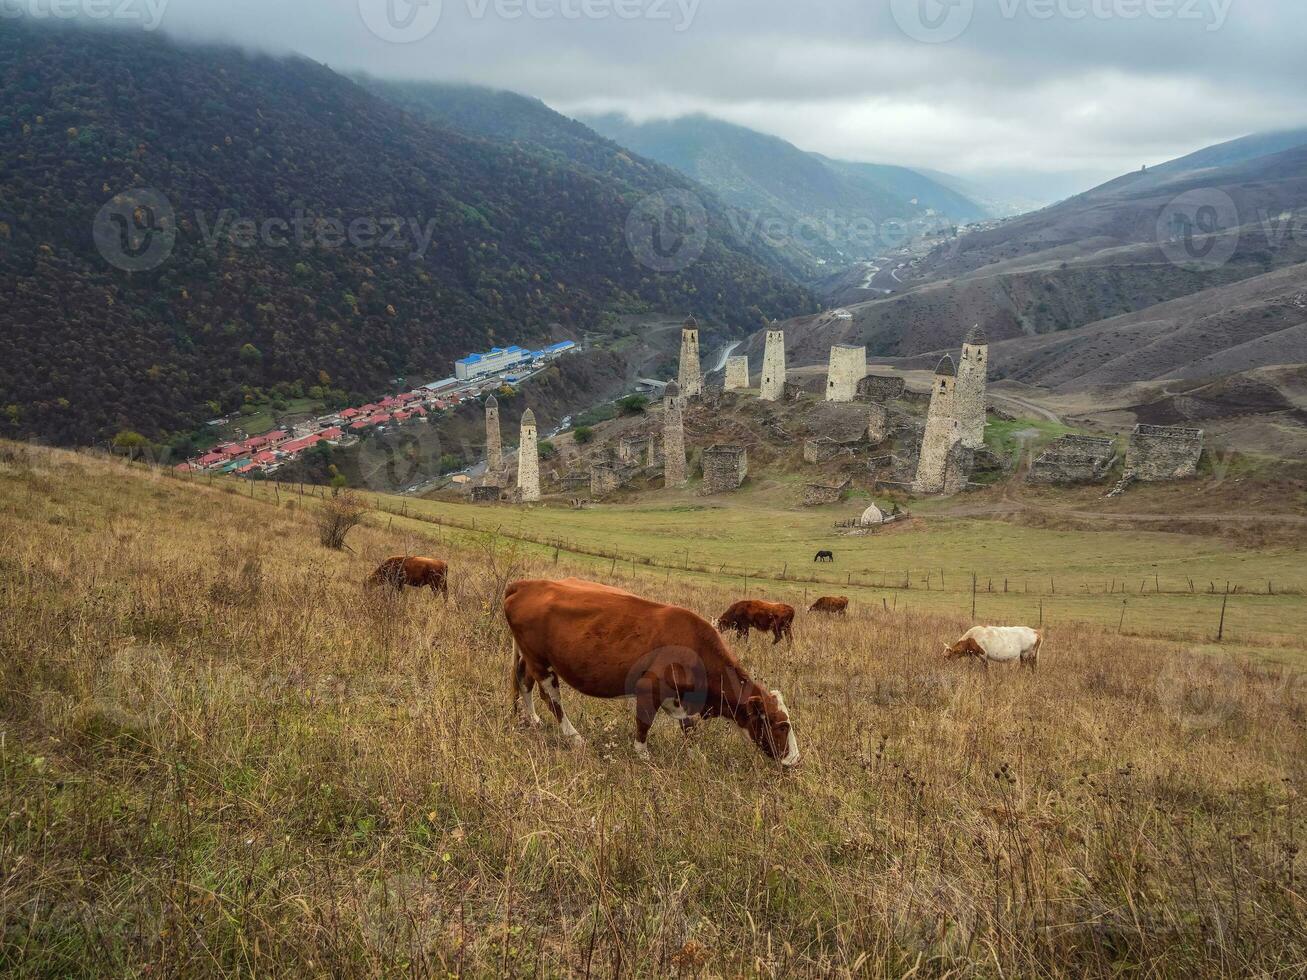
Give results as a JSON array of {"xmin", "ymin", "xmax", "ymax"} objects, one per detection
[{"xmin": 454, "ymin": 345, "xmax": 532, "ymax": 381}]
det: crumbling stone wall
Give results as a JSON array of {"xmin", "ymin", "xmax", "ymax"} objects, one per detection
[
  {"xmin": 760, "ymin": 329, "xmax": 787, "ymax": 401},
  {"xmin": 1029, "ymin": 435, "xmax": 1117, "ymax": 484},
  {"xmin": 857, "ymin": 376, "xmax": 906, "ymax": 402},
  {"xmin": 826, "ymin": 345, "xmax": 867, "ymax": 403},
  {"xmin": 783, "ymin": 382, "xmax": 806, "ymax": 402},
  {"xmin": 913, "ymin": 358, "xmax": 960, "ymax": 494},
  {"xmin": 472, "ymin": 485, "xmax": 501, "ymax": 503},
  {"xmin": 867, "ymin": 404, "xmax": 889, "ymax": 444},
  {"xmin": 560, "ymin": 471, "xmax": 590, "ymax": 491},
  {"xmin": 701, "ymin": 445, "xmax": 748, "ymax": 494},
  {"xmin": 590, "ymin": 464, "xmax": 623, "ymax": 498},
  {"xmin": 618, "ymin": 435, "xmax": 650, "ymax": 466},
  {"xmin": 802, "ymin": 478, "xmax": 851, "ymax": 506},
  {"xmin": 1124, "ymin": 425, "xmax": 1203, "ymax": 481},
  {"xmin": 941, "ymin": 441, "xmax": 974, "ymax": 495},
  {"xmin": 803, "ymin": 437, "xmax": 841, "ymax": 464},
  {"xmin": 724, "ymin": 356, "xmax": 750, "ymax": 391}
]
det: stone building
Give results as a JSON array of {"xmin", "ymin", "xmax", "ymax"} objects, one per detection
[
  {"xmin": 913, "ymin": 355, "xmax": 965, "ymax": 494},
  {"xmin": 760, "ymin": 328, "xmax": 787, "ymax": 402},
  {"xmin": 857, "ymin": 375, "xmax": 906, "ymax": 402},
  {"xmin": 472, "ymin": 485, "xmax": 501, "ymax": 503},
  {"xmin": 803, "ymin": 437, "xmax": 841, "ymax": 464},
  {"xmin": 724, "ymin": 355, "xmax": 750, "ymax": 391},
  {"xmin": 783, "ymin": 382, "xmax": 806, "ymax": 402},
  {"xmin": 1124, "ymin": 425, "xmax": 1204, "ymax": 481},
  {"xmin": 663, "ymin": 380, "xmax": 687, "ymax": 487},
  {"xmin": 955, "ymin": 325, "xmax": 989, "ymax": 449},
  {"xmin": 590, "ymin": 464, "xmax": 623, "ymax": 498},
  {"xmin": 867, "ymin": 404, "xmax": 889, "ymax": 444},
  {"xmin": 618, "ymin": 435, "xmax": 651, "ymax": 466},
  {"xmin": 826, "ymin": 345, "xmax": 867, "ymax": 403},
  {"xmin": 484, "ymin": 394, "xmax": 503, "ymax": 481},
  {"xmin": 701, "ymin": 444, "xmax": 748, "ymax": 494},
  {"xmin": 517, "ymin": 408, "xmax": 540, "ymax": 502},
  {"xmin": 1029, "ymin": 435, "xmax": 1117, "ymax": 484},
  {"xmin": 677, "ymin": 316, "xmax": 702, "ymax": 398},
  {"xmin": 802, "ymin": 478, "xmax": 851, "ymax": 506}
]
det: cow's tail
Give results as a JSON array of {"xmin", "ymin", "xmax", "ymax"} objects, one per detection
[{"xmin": 1032, "ymin": 629, "xmax": 1046, "ymax": 669}]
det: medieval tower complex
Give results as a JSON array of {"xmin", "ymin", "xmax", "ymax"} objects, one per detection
[
  {"xmin": 826, "ymin": 344, "xmax": 867, "ymax": 402},
  {"xmin": 484, "ymin": 393, "xmax": 503, "ymax": 480},
  {"xmin": 517, "ymin": 408, "xmax": 540, "ymax": 502},
  {"xmin": 677, "ymin": 316, "xmax": 702, "ymax": 399},
  {"xmin": 955, "ymin": 324, "xmax": 989, "ymax": 449},
  {"xmin": 663, "ymin": 380, "xmax": 687, "ymax": 487},
  {"xmin": 760, "ymin": 327, "xmax": 786, "ymax": 401},
  {"xmin": 913, "ymin": 356, "xmax": 964, "ymax": 494}
]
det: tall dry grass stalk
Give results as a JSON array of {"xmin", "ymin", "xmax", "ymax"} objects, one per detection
[{"xmin": 0, "ymin": 444, "xmax": 1303, "ymax": 977}]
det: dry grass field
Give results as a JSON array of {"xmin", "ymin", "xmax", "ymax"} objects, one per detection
[{"xmin": 1, "ymin": 442, "xmax": 1305, "ymax": 977}]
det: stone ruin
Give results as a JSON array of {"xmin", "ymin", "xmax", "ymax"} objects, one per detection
[
  {"xmin": 803, "ymin": 437, "xmax": 842, "ymax": 464},
  {"xmin": 560, "ymin": 470, "xmax": 590, "ymax": 492},
  {"xmin": 857, "ymin": 375, "xmax": 906, "ymax": 403},
  {"xmin": 826, "ymin": 345, "xmax": 867, "ymax": 403},
  {"xmin": 1029, "ymin": 435, "xmax": 1118, "ymax": 485},
  {"xmin": 802, "ymin": 478, "xmax": 852, "ymax": 507},
  {"xmin": 783, "ymin": 381, "xmax": 806, "ymax": 402},
  {"xmin": 483, "ymin": 394, "xmax": 503, "ymax": 483},
  {"xmin": 724, "ymin": 356, "xmax": 750, "ymax": 391},
  {"xmin": 590, "ymin": 464, "xmax": 624, "ymax": 498},
  {"xmin": 701, "ymin": 444, "xmax": 748, "ymax": 494},
  {"xmin": 867, "ymin": 404, "xmax": 889, "ymax": 444},
  {"xmin": 663, "ymin": 380, "xmax": 687, "ymax": 487},
  {"xmin": 1125, "ymin": 424, "xmax": 1204, "ymax": 482},
  {"xmin": 472, "ymin": 485, "xmax": 501, "ymax": 503},
  {"xmin": 617, "ymin": 435, "xmax": 651, "ymax": 466}
]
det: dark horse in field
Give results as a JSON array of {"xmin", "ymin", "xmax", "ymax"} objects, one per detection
[{"xmin": 813, "ymin": 550, "xmax": 835, "ymax": 563}]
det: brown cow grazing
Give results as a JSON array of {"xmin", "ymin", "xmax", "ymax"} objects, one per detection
[
  {"xmin": 365, "ymin": 556, "xmax": 449, "ymax": 600},
  {"xmin": 716, "ymin": 600, "xmax": 795, "ymax": 645},
  {"xmin": 809, "ymin": 596, "xmax": 849, "ymax": 616},
  {"xmin": 504, "ymin": 579, "xmax": 799, "ymax": 765}
]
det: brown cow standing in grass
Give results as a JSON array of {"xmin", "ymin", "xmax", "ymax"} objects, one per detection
[
  {"xmin": 365, "ymin": 556, "xmax": 449, "ymax": 600},
  {"xmin": 504, "ymin": 578, "xmax": 798, "ymax": 765},
  {"xmin": 716, "ymin": 600, "xmax": 795, "ymax": 645},
  {"xmin": 809, "ymin": 596, "xmax": 849, "ymax": 616}
]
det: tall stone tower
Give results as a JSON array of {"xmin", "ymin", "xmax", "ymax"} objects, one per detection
[
  {"xmin": 913, "ymin": 356, "xmax": 963, "ymax": 494},
  {"xmin": 662, "ymin": 380, "xmax": 687, "ymax": 487},
  {"xmin": 956, "ymin": 324, "xmax": 989, "ymax": 449},
  {"xmin": 826, "ymin": 344, "xmax": 867, "ymax": 402},
  {"xmin": 760, "ymin": 327, "xmax": 786, "ymax": 402},
  {"xmin": 724, "ymin": 356, "xmax": 750, "ymax": 391},
  {"xmin": 517, "ymin": 408, "xmax": 540, "ymax": 502},
  {"xmin": 677, "ymin": 315, "xmax": 702, "ymax": 399},
  {"xmin": 484, "ymin": 394, "xmax": 503, "ymax": 481}
]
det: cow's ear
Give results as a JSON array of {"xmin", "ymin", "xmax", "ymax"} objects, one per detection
[{"xmin": 746, "ymin": 695, "xmax": 765, "ymax": 718}]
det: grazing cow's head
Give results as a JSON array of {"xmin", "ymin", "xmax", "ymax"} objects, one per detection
[
  {"xmin": 943, "ymin": 637, "xmax": 983, "ymax": 660},
  {"xmin": 743, "ymin": 689, "xmax": 799, "ymax": 767}
]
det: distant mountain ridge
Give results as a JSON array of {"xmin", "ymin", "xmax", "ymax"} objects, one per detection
[{"xmin": 577, "ymin": 112, "xmax": 989, "ymax": 273}]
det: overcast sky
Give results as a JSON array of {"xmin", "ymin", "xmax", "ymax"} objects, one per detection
[{"xmin": 72, "ymin": 0, "xmax": 1307, "ymax": 202}]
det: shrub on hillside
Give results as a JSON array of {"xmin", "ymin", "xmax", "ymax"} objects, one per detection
[{"xmin": 316, "ymin": 491, "xmax": 368, "ymax": 550}]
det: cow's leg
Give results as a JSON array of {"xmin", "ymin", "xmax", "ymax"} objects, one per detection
[
  {"xmin": 512, "ymin": 645, "xmax": 542, "ymax": 727},
  {"xmin": 539, "ymin": 672, "xmax": 583, "ymax": 747},
  {"xmin": 631, "ymin": 674, "xmax": 661, "ymax": 760}
]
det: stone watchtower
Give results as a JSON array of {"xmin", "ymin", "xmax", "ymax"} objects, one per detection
[
  {"xmin": 724, "ymin": 355, "xmax": 750, "ymax": 391},
  {"xmin": 677, "ymin": 315, "xmax": 702, "ymax": 398},
  {"xmin": 662, "ymin": 380, "xmax": 687, "ymax": 487},
  {"xmin": 517, "ymin": 408, "xmax": 541, "ymax": 502},
  {"xmin": 484, "ymin": 393, "xmax": 503, "ymax": 480},
  {"xmin": 913, "ymin": 355, "xmax": 963, "ymax": 494},
  {"xmin": 760, "ymin": 327, "xmax": 786, "ymax": 402},
  {"xmin": 955, "ymin": 324, "xmax": 989, "ymax": 449},
  {"xmin": 826, "ymin": 344, "xmax": 867, "ymax": 402}
]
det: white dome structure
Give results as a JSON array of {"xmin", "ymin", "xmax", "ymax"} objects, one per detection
[{"xmin": 860, "ymin": 503, "xmax": 886, "ymax": 526}]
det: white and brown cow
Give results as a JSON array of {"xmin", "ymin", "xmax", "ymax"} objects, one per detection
[
  {"xmin": 945, "ymin": 626, "xmax": 1043, "ymax": 670},
  {"xmin": 504, "ymin": 578, "xmax": 799, "ymax": 766}
]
